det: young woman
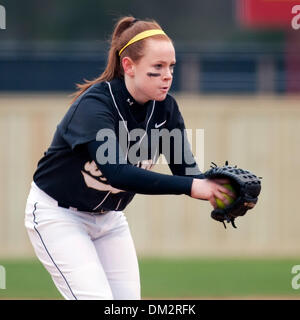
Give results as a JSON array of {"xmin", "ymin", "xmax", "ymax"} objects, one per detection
[{"xmin": 25, "ymin": 16, "xmax": 234, "ymax": 300}]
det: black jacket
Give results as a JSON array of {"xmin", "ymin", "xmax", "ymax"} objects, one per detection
[{"xmin": 33, "ymin": 78, "xmax": 203, "ymax": 213}]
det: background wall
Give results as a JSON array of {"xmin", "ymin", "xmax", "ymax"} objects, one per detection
[{"xmin": 0, "ymin": 93, "xmax": 298, "ymax": 258}]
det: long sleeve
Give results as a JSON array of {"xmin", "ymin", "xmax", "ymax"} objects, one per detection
[{"xmin": 87, "ymin": 139, "xmax": 194, "ymax": 196}]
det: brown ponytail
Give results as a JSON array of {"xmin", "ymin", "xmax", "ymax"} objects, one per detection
[{"xmin": 70, "ymin": 16, "xmax": 171, "ymax": 103}]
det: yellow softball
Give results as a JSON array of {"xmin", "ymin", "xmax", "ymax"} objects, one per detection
[{"xmin": 215, "ymin": 184, "xmax": 235, "ymax": 209}]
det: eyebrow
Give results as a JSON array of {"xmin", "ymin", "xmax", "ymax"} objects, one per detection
[{"xmin": 153, "ymin": 60, "xmax": 176, "ymax": 65}]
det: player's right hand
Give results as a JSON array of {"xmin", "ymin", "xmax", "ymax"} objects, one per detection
[{"xmin": 190, "ymin": 178, "xmax": 236, "ymax": 209}]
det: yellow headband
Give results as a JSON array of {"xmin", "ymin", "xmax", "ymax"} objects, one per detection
[{"xmin": 119, "ymin": 29, "xmax": 167, "ymax": 56}]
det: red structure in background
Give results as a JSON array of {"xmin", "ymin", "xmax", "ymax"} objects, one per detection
[
  {"xmin": 237, "ymin": 0, "xmax": 299, "ymax": 28},
  {"xmin": 236, "ymin": 0, "xmax": 300, "ymax": 93}
]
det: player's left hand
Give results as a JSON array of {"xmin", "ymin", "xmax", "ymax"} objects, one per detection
[{"xmin": 204, "ymin": 161, "xmax": 262, "ymax": 229}]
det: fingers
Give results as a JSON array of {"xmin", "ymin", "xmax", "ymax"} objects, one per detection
[
  {"xmin": 214, "ymin": 189, "xmax": 230, "ymax": 205},
  {"xmin": 210, "ymin": 179, "xmax": 236, "ymax": 198},
  {"xmin": 218, "ymin": 185, "xmax": 236, "ymax": 198},
  {"xmin": 209, "ymin": 196, "xmax": 217, "ymax": 209}
]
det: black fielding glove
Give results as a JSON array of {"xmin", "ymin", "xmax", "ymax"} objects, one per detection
[{"xmin": 204, "ymin": 161, "xmax": 262, "ymax": 229}]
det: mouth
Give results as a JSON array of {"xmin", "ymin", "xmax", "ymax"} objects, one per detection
[{"xmin": 160, "ymin": 87, "xmax": 169, "ymax": 93}]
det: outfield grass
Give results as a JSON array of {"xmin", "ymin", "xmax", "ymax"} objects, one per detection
[{"xmin": 0, "ymin": 258, "xmax": 299, "ymax": 299}]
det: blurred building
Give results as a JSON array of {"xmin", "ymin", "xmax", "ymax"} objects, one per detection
[{"xmin": 0, "ymin": 0, "xmax": 299, "ymax": 94}]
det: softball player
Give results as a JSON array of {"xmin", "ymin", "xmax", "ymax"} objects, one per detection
[{"xmin": 25, "ymin": 16, "xmax": 233, "ymax": 300}]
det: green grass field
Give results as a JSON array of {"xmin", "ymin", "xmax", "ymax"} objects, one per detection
[{"xmin": 0, "ymin": 258, "xmax": 300, "ymax": 299}]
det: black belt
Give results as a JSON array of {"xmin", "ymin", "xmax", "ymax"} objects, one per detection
[{"xmin": 58, "ymin": 202, "xmax": 109, "ymax": 215}]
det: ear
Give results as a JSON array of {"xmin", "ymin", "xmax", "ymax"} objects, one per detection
[{"xmin": 122, "ymin": 57, "xmax": 135, "ymax": 77}]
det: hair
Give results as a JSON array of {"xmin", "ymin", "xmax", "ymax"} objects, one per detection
[{"xmin": 70, "ymin": 16, "xmax": 171, "ymax": 103}]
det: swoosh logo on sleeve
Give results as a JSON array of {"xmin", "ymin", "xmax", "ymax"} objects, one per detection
[{"xmin": 154, "ymin": 120, "xmax": 167, "ymax": 128}]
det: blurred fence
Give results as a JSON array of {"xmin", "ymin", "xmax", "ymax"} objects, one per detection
[
  {"xmin": 0, "ymin": 42, "xmax": 294, "ymax": 94},
  {"xmin": 0, "ymin": 93, "xmax": 299, "ymax": 258}
]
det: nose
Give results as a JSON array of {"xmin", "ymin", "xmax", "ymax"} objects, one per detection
[{"xmin": 163, "ymin": 69, "xmax": 173, "ymax": 81}]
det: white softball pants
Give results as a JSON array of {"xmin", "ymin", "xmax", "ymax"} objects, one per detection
[{"xmin": 24, "ymin": 182, "xmax": 141, "ymax": 300}]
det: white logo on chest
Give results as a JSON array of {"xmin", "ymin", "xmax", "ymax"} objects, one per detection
[
  {"xmin": 154, "ymin": 120, "xmax": 166, "ymax": 128},
  {"xmin": 127, "ymin": 98, "xmax": 134, "ymax": 106}
]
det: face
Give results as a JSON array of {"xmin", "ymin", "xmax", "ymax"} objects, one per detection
[{"xmin": 123, "ymin": 38, "xmax": 176, "ymax": 104}]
